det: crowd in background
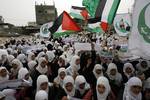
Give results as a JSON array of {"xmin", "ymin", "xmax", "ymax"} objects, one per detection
[{"xmin": 0, "ymin": 37, "xmax": 150, "ymax": 100}]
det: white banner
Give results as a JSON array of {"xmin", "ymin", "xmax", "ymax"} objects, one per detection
[
  {"xmin": 40, "ymin": 22, "xmax": 53, "ymax": 38},
  {"xmin": 114, "ymin": 13, "xmax": 131, "ymax": 37},
  {"xmin": 128, "ymin": 0, "xmax": 150, "ymax": 60}
]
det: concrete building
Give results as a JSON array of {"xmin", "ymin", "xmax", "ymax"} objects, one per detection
[{"xmin": 35, "ymin": 4, "xmax": 57, "ymax": 25}]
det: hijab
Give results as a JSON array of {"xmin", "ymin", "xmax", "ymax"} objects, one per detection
[
  {"xmin": 63, "ymin": 75, "xmax": 75, "ymax": 97},
  {"xmin": 18, "ymin": 68, "xmax": 32, "ymax": 84},
  {"xmin": 106, "ymin": 63, "xmax": 122, "ymax": 82},
  {"xmin": 28, "ymin": 60, "xmax": 37, "ymax": 71},
  {"xmin": 46, "ymin": 51, "xmax": 55, "ymax": 63},
  {"xmin": 96, "ymin": 76, "xmax": 111, "ymax": 100},
  {"xmin": 0, "ymin": 67, "xmax": 9, "ymax": 81},
  {"xmin": 27, "ymin": 52, "xmax": 35, "ymax": 62},
  {"xmin": 36, "ymin": 75, "xmax": 49, "ymax": 93},
  {"xmin": 54, "ymin": 68, "xmax": 66, "ymax": 87},
  {"xmin": 17, "ymin": 54, "xmax": 27, "ymax": 64},
  {"xmin": 123, "ymin": 63, "xmax": 135, "ymax": 78},
  {"xmin": 123, "ymin": 77, "xmax": 142, "ymax": 100},
  {"xmin": 75, "ymin": 75, "xmax": 90, "ymax": 95},
  {"xmin": 36, "ymin": 57, "xmax": 48, "ymax": 74},
  {"xmin": 93, "ymin": 64, "xmax": 104, "ymax": 79},
  {"xmin": 66, "ymin": 55, "xmax": 80, "ymax": 75},
  {"xmin": 35, "ymin": 90, "xmax": 48, "ymax": 100}
]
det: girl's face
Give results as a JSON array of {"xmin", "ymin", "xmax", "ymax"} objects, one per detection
[
  {"xmin": 24, "ymin": 73, "xmax": 30, "ymax": 80},
  {"xmin": 40, "ymin": 82, "xmax": 48, "ymax": 90},
  {"xmin": 79, "ymin": 83, "xmax": 85, "ymax": 89},
  {"xmin": 125, "ymin": 67, "xmax": 132, "ymax": 74},
  {"xmin": 40, "ymin": 60, "xmax": 47, "ymax": 68},
  {"xmin": 110, "ymin": 69, "xmax": 116, "ymax": 76},
  {"xmin": 31, "ymin": 55, "xmax": 35, "ymax": 60},
  {"xmin": 59, "ymin": 72, "xmax": 66, "ymax": 80},
  {"xmin": 97, "ymin": 84, "xmax": 105, "ymax": 94},
  {"xmin": 75, "ymin": 59, "xmax": 80, "ymax": 65},
  {"xmin": 12, "ymin": 63, "xmax": 18, "ymax": 69},
  {"xmin": 130, "ymin": 85, "xmax": 142, "ymax": 95},
  {"xmin": 0, "ymin": 69, "xmax": 7, "ymax": 77},
  {"xmin": 65, "ymin": 82, "xmax": 73, "ymax": 92},
  {"xmin": 96, "ymin": 69, "xmax": 102, "ymax": 75}
]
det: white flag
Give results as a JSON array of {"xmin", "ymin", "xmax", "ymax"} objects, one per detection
[{"xmin": 128, "ymin": 0, "xmax": 150, "ymax": 60}]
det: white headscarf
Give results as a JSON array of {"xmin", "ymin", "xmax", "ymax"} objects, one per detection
[
  {"xmin": 93, "ymin": 64, "xmax": 103, "ymax": 79},
  {"xmin": 96, "ymin": 76, "xmax": 111, "ymax": 100},
  {"xmin": 0, "ymin": 67, "xmax": 9, "ymax": 81},
  {"xmin": 18, "ymin": 68, "xmax": 32, "ymax": 84},
  {"xmin": 106, "ymin": 63, "xmax": 122, "ymax": 82},
  {"xmin": 46, "ymin": 51, "xmax": 55, "ymax": 62},
  {"xmin": 17, "ymin": 54, "xmax": 27, "ymax": 63},
  {"xmin": 2, "ymin": 89, "xmax": 16, "ymax": 100},
  {"xmin": 123, "ymin": 63, "xmax": 135, "ymax": 78},
  {"xmin": 27, "ymin": 52, "xmax": 35, "ymax": 62},
  {"xmin": 7, "ymin": 55, "xmax": 15, "ymax": 64},
  {"xmin": 11, "ymin": 59, "xmax": 23, "ymax": 76},
  {"xmin": 36, "ymin": 52, "xmax": 45, "ymax": 61},
  {"xmin": 28, "ymin": 61, "xmax": 37, "ymax": 71},
  {"xmin": 54, "ymin": 68, "xmax": 66, "ymax": 87},
  {"xmin": 35, "ymin": 90, "xmax": 48, "ymax": 100},
  {"xmin": 63, "ymin": 75, "xmax": 75, "ymax": 97},
  {"xmin": 58, "ymin": 55, "xmax": 67, "ymax": 66},
  {"xmin": 75, "ymin": 75, "xmax": 90, "ymax": 95},
  {"xmin": 123, "ymin": 77, "xmax": 142, "ymax": 100},
  {"xmin": 36, "ymin": 57, "xmax": 48, "ymax": 74},
  {"xmin": 36, "ymin": 75, "xmax": 49, "ymax": 93},
  {"xmin": 66, "ymin": 55, "xmax": 80, "ymax": 75},
  {"xmin": 136, "ymin": 60, "xmax": 149, "ymax": 72}
]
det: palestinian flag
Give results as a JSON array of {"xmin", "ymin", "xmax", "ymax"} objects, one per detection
[
  {"xmin": 49, "ymin": 11, "xmax": 81, "ymax": 34},
  {"xmin": 70, "ymin": 6, "xmax": 89, "ymax": 20},
  {"xmin": 83, "ymin": 0, "xmax": 120, "ymax": 31}
]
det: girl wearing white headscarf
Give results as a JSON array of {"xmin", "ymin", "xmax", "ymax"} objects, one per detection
[
  {"xmin": 36, "ymin": 57, "xmax": 48, "ymax": 74},
  {"xmin": 63, "ymin": 75, "xmax": 75, "ymax": 98},
  {"xmin": 123, "ymin": 77, "xmax": 142, "ymax": 100},
  {"xmin": 27, "ymin": 52, "xmax": 35, "ymax": 62},
  {"xmin": 35, "ymin": 90, "xmax": 48, "ymax": 100},
  {"xmin": 66, "ymin": 55, "xmax": 80, "ymax": 77},
  {"xmin": 36, "ymin": 52, "xmax": 45, "ymax": 61},
  {"xmin": 45, "ymin": 51, "xmax": 55, "ymax": 63},
  {"xmin": 122, "ymin": 63, "xmax": 135, "ymax": 83},
  {"xmin": 28, "ymin": 60, "xmax": 37, "ymax": 71},
  {"xmin": 36, "ymin": 75, "xmax": 49, "ymax": 93},
  {"xmin": 7, "ymin": 55, "xmax": 15, "ymax": 64},
  {"xmin": 17, "ymin": 54, "xmax": 28, "ymax": 68},
  {"xmin": 0, "ymin": 67, "xmax": 9, "ymax": 81},
  {"xmin": 30, "ymin": 57, "xmax": 48, "ymax": 90},
  {"xmin": 10, "ymin": 59, "xmax": 23, "ymax": 79},
  {"xmin": 74, "ymin": 75, "xmax": 90, "ymax": 99},
  {"xmin": 54, "ymin": 68, "xmax": 67, "ymax": 87},
  {"xmin": 93, "ymin": 64, "xmax": 104, "ymax": 79},
  {"xmin": 96, "ymin": 76, "xmax": 111, "ymax": 100},
  {"xmin": 18, "ymin": 68, "xmax": 32, "ymax": 84},
  {"xmin": 106, "ymin": 63, "xmax": 122, "ymax": 85}
]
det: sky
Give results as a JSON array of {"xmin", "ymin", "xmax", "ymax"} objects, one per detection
[{"xmin": 0, "ymin": 0, "xmax": 135, "ymax": 26}]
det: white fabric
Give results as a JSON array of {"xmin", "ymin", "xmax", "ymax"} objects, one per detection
[
  {"xmin": 18, "ymin": 68, "xmax": 32, "ymax": 84},
  {"xmin": 123, "ymin": 77, "xmax": 142, "ymax": 100},
  {"xmin": 93, "ymin": 64, "xmax": 103, "ymax": 79},
  {"xmin": 7, "ymin": 55, "xmax": 15, "ymax": 63},
  {"xmin": 106, "ymin": 63, "xmax": 122, "ymax": 82},
  {"xmin": 66, "ymin": 55, "xmax": 80, "ymax": 76},
  {"xmin": 27, "ymin": 52, "xmax": 35, "ymax": 62},
  {"xmin": 2, "ymin": 89, "xmax": 16, "ymax": 100},
  {"xmin": 28, "ymin": 61, "xmax": 37, "ymax": 70},
  {"xmin": 46, "ymin": 51, "xmax": 55, "ymax": 62},
  {"xmin": 63, "ymin": 75, "xmax": 75, "ymax": 97},
  {"xmin": 35, "ymin": 90, "xmax": 48, "ymax": 100},
  {"xmin": 17, "ymin": 54, "xmax": 27, "ymax": 63},
  {"xmin": 0, "ymin": 67, "xmax": 9, "ymax": 81},
  {"xmin": 75, "ymin": 75, "xmax": 90, "ymax": 95},
  {"xmin": 36, "ymin": 75, "xmax": 49, "ymax": 93},
  {"xmin": 36, "ymin": 57, "xmax": 48, "ymax": 74},
  {"xmin": 54, "ymin": 68, "xmax": 66, "ymax": 87},
  {"xmin": 123, "ymin": 63, "xmax": 135, "ymax": 78},
  {"xmin": 96, "ymin": 76, "xmax": 111, "ymax": 100},
  {"xmin": 36, "ymin": 52, "xmax": 45, "ymax": 61}
]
